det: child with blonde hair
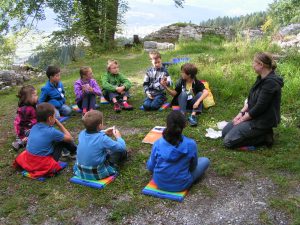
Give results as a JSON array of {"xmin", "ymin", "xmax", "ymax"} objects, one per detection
[
  {"xmin": 102, "ymin": 60, "xmax": 133, "ymax": 112},
  {"xmin": 12, "ymin": 85, "xmax": 38, "ymax": 150},
  {"xmin": 74, "ymin": 66, "xmax": 102, "ymax": 115}
]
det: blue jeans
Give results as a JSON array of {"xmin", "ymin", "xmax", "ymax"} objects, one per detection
[
  {"xmin": 77, "ymin": 93, "xmax": 96, "ymax": 111},
  {"xmin": 178, "ymin": 92, "xmax": 203, "ymax": 113},
  {"xmin": 143, "ymin": 94, "xmax": 166, "ymax": 110},
  {"xmin": 191, "ymin": 157, "xmax": 210, "ymax": 183},
  {"xmin": 222, "ymin": 121, "xmax": 269, "ymax": 148},
  {"xmin": 55, "ymin": 104, "xmax": 72, "ymax": 118}
]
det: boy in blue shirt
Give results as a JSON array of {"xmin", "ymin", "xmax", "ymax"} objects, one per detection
[
  {"xmin": 74, "ymin": 110, "xmax": 127, "ymax": 180},
  {"xmin": 14, "ymin": 103, "xmax": 76, "ymax": 178},
  {"xmin": 143, "ymin": 51, "xmax": 172, "ymax": 110},
  {"xmin": 39, "ymin": 66, "xmax": 72, "ymax": 118}
]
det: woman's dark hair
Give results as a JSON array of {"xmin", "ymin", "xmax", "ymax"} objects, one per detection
[
  {"xmin": 254, "ymin": 52, "xmax": 277, "ymax": 70},
  {"xmin": 181, "ymin": 63, "xmax": 198, "ymax": 80},
  {"xmin": 163, "ymin": 111, "xmax": 186, "ymax": 146},
  {"xmin": 17, "ymin": 85, "xmax": 36, "ymax": 107}
]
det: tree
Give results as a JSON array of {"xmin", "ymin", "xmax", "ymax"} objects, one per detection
[
  {"xmin": 0, "ymin": 0, "xmax": 184, "ymax": 50},
  {"xmin": 268, "ymin": 0, "xmax": 300, "ymax": 26}
]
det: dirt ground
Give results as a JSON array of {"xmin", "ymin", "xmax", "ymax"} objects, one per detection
[{"xmin": 62, "ymin": 171, "xmax": 290, "ymax": 225}]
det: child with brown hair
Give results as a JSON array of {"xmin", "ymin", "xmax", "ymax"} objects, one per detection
[
  {"xmin": 162, "ymin": 63, "xmax": 209, "ymax": 126},
  {"xmin": 13, "ymin": 102, "xmax": 76, "ymax": 178},
  {"xmin": 74, "ymin": 66, "xmax": 102, "ymax": 115},
  {"xmin": 102, "ymin": 60, "xmax": 133, "ymax": 112},
  {"xmin": 74, "ymin": 110, "xmax": 127, "ymax": 180},
  {"xmin": 12, "ymin": 85, "xmax": 38, "ymax": 150},
  {"xmin": 143, "ymin": 51, "xmax": 172, "ymax": 110}
]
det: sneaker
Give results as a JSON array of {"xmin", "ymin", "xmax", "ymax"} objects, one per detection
[
  {"xmin": 12, "ymin": 141, "xmax": 20, "ymax": 151},
  {"xmin": 114, "ymin": 103, "xmax": 121, "ymax": 113},
  {"xmin": 122, "ymin": 101, "xmax": 133, "ymax": 110},
  {"xmin": 188, "ymin": 115, "xmax": 198, "ymax": 126}
]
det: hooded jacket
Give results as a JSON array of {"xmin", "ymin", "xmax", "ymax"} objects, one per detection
[
  {"xmin": 247, "ymin": 71, "xmax": 284, "ymax": 129},
  {"xmin": 39, "ymin": 80, "xmax": 66, "ymax": 109},
  {"xmin": 147, "ymin": 135, "xmax": 198, "ymax": 192}
]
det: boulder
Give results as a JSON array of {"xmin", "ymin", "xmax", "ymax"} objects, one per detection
[{"xmin": 179, "ymin": 25, "xmax": 202, "ymax": 40}]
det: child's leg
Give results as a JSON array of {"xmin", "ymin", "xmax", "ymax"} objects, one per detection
[
  {"xmin": 53, "ymin": 141, "xmax": 77, "ymax": 161},
  {"xmin": 150, "ymin": 94, "xmax": 166, "ymax": 110},
  {"xmin": 190, "ymin": 92, "xmax": 203, "ymax": 116},
  {"xmin": 143, "ymin": 97, "xmax": 153, "ymax": 110},
  {"xmin": 86, "ymin": 93, "xmax": 96, "ymax": 111},
  {"xmin": 107, "ymin": 150, "xmax": 127, "ymax": 165},
  {"xmin": 178, "ymin": 92, "xmax": 188, "ymax": 114},
  {"xmin": 191, "ymin": 157, "xmax": 210, "ymax": 183},
  {"xmin": 59, "ymin": 104, "xmax": 72, "ymax": 116},
  {"xmin": 121, "ymin": 91, "xmax": 133, "ymax": 110}
]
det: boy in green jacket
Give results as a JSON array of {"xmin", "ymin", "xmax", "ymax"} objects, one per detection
[{"xmin": 102, "ymin": 60, "xmax": 133, "ymax": 112}]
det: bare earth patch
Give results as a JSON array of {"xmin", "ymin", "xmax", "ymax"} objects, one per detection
[{"xmin": 47, "ymin": 171, "xmax": 290, "ymax": 225}]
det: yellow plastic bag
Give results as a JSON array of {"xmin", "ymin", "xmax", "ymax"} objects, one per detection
[{"xmin": 201, "ymin": 80, "xmax": 215, "ymax": 109}]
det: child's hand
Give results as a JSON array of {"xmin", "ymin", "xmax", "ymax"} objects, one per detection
[
  {"xmin": 104, "ymin": 127, "xmax": 114, "ymax": 136},
  {"xmin": 113, "ymin": 128, "xmax": 121, "ymax": 138},
  {"xmin": 116, "ymin": 86, "xmax": 125, "ymax": 93},
  {"xmin": 88, "ymin": 86, "xmax": 94, "ymax": 93},
  {"xmin": 147, "ymin": 93, "xmax": 154, "ymax": 99},
  {"xmin": 21, "ymin": 137, "xmax": 28, "ymax": 142}
]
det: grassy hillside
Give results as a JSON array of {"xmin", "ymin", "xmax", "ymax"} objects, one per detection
[{"xmin": 0, "ymin": 35, "xmax": 299, "ymax": 224}]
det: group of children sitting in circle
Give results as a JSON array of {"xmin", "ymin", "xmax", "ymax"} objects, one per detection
[{"xmin": 12, "ymin": 51, "xmax": 282, "ymax": 192}]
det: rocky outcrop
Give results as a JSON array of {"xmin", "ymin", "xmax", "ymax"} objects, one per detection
[
  {"xmin": 240, "ymin": 29, "xmax": 264, "ymax": 40},
  {"xmin": 276, "ymin": 24, "xmax": 300, "ymax": 49},
  {"xmin": 0, "ymin": 65, "xmax": 43, "ymax": 90},
  {"xmin": 144, "ymin": 24, "xmax": 235, "ymax": 42}
]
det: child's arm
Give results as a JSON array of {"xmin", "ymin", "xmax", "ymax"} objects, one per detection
[
  {"xmin": 193, "ymin": 89, "xmax": 209, "ymax": 110},
  {"xmin": 146, "ymin": 144, "xmax": 157, "ymax": 172},
  {"xmin": 38, "ymin": 87, "xmax": 48, "ymax": 103},
  {"xmin": 90, "ymin": 79, "xmax": 102, "ymax": 96},
  {"xmin": 143, "ymin": 71, "xmax": 153, "ymax": 98},
  {"xmin": 102, "ymin": 128, "xmax": 126, "ymax": 152},
  {"xmin": 74, "ymin": 80, "xmax": 83, "ymax": 100},
  {"xmin": 119, "ymin": 74, "xmax": 132, "ymax": 91},
  {"xmin": 55, "ymin": 119, "xmax": 73, "ymax": 142},
  {"xmin": 102, "ymin": 73, "xmax": 118, "ymax": 92}
]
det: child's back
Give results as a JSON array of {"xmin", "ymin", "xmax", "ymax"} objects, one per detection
[{"xmin": 74, "ymin": 110, "xmax": 127, "ymax": 180}]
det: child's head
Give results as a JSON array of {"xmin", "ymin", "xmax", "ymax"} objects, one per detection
[
  {"xmin": 82, "ymin": 110, "xmax": 103, "ymax": 132},
  {"xmin": 181, "ymin": 63, "xmax": 198, "ymax": 80},
  {"xmin": 163, "ymin": 111, "xmax": 186, "ymax": 146},
  {"xmin": 46, "ymin": 66, "xmax": 61, "ymax": 83},
  {"xmin": 17, "ymin": 85, "xmax": 38, "ymax": 107},
  {"xmin": 107, "ymin": 60, "xmax": 119, "ymax": 75},
  {"xmin": 149, "ymin": 51, "xmax": 162, "ymax": 69},
  {"xmin": 36, "ymin": 102, "xmax": 55, "ymax": 123},
  {"xmin": 80, "ymin": 66, "xmax": 93, "ymax": 80}
]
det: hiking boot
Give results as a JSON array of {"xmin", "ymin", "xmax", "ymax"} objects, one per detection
[
  {"xmin": 188, "ymin": 115, "xmax": 198, "ymax": 126},
  {"xmin": 114, "ymin": 103, "xmax": 121, "ymax": 113},
  {"xmin": 122, "ymin": 101, "xmax": 133, "ymax": 110}
]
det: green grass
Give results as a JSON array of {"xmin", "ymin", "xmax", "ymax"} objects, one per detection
[{"xmin": 0, "ymin": 37, "xmax": 299, "ymax": 224}]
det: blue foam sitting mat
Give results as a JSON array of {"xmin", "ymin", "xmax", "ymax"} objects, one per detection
[{"xmin": 70, "ymin": 175, "xmax": 116, "ymax": 189}]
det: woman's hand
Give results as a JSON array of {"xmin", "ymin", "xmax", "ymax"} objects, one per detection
[{"xmin": 232, "ymin": 113, "xmax": 243, "ymax": 124}]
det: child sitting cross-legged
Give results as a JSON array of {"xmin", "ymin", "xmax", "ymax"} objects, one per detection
[
  {"xmin": 13, "ymin": 103, "xmax": 77, "ymax": 178},
  {"xmin": 74, "ymin": 66, "xmax": 102, "ymax": 116},
  {"xmin": 102, "ymin": 60, "xmax": 133, "ymax": 113},
  {"xmin": 147, "ymin": 111, "xmax": 210, "ymax": 192},
  {"xmin": 12, "ymin": 85, "xmax": 38, "ymax": 150},
  {"xmin": 74, "ymin": 110, "xmax": 127, "ymax": 180}
]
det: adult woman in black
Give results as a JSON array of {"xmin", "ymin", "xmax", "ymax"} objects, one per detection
[{"xmin": 222, "ymin": 52, "xmax": 284, "ymax": 148}]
